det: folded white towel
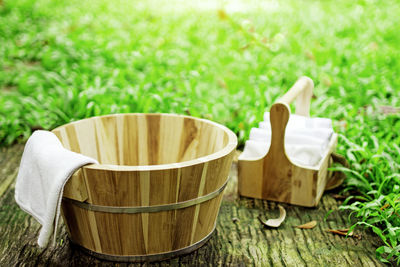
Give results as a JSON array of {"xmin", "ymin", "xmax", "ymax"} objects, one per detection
[
  {"xmin": 263, "ymin": 112, "xmax": 332, "ymax": 129},
  {"xmin": 249, "ymin": 128, "xmax": 328, "ymax": 150},
  {"xmin": 240, "ymin": 112, "xmax": 334, "ymax": 167},
  {"xmin": 286, "ymin": 145, "xmax": 325, "ymax": 166},
  {"xmin": 239, "ymin": 140, "xmax": 269, "ymax": 160},
  {"xmin": 15, "ymin": 130, "xmax": 98, "ymax": 248},
  {"xmin": 256, "ymin": 123, "xmax": 333, "ymax": 147},
  {"xmin": 238, "ymin": 140, "xmax": 324, "ymax": 166}
]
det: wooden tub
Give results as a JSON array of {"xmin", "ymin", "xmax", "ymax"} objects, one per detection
[{"xmin": 52, "ymin": 113, "xmax": 237, "ymax": 262}]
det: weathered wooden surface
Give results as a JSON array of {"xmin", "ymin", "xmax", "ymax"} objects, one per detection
[{"xmin": 0, "ymin": 145, "xmax": 383, "ymax": 266}]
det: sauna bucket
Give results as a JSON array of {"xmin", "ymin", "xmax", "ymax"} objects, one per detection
[{"xmin": 52, "ymin": 113, "xmax": 237, "ymax": 262}]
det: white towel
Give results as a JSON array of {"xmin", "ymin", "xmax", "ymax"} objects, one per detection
[
  {"xmin": 263, "ymin": 112, "xmax": 332, "ymax": 129},
  {"xmin": 240, "ymin": 113, "xmax": 334, "ymax": 167},
  {"xmin": 239, "ymin": 140, "xmax": 269, "ymax": 160},
  {"xmin": 15, "ymin": 130, "xmax": 98, "ymax": 248},
  {"xmin": 258, "ymin": 121, "xmax": 333, "ymax": 141},
  {"xmin": 249, "ymin": 128, "xmax": 329, "ymax": 150},
  {"xmin": 238, "ymin": 140, "xmax": 324, "ymax": 166},
  {"xmin": 286, "ymin": 145, "xmax": 325, "ymax": 166}
]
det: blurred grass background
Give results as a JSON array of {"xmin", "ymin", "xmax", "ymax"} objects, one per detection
[
  {"xmin": 1, "ymin": 0, "xmax": 400, "ymax": 263},
  {"xmin": 1, "ymin": 0, "xmax": 399, "ymax": 145}
]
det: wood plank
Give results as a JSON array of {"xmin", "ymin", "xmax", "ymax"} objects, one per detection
[{"xmin": 0, "ymin": 145, "xmax": 384, "ymax": 266}]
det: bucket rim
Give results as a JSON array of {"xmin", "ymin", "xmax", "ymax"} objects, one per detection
[{"xmin": 52, "ymin": 113, "xmax": 238, "ymax": 171}]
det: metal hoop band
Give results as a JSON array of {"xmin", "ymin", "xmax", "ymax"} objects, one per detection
[
  {"xmin": 63, "ymin": 178, "xmax": 229, "ymax": 214},
  {"xmin": 70, "ymin": 224, "xmax": 216, "ymax": 262}
]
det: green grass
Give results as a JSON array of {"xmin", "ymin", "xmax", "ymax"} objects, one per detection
[
  {"xmin": 333, "ymin": 111, "xmax": 400, "ymax": 264},
  {"xmin": 1, "ymin": 0, "xmax": 400, "ymax": 263}
]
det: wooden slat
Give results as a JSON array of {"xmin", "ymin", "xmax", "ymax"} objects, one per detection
[
  {"xmin": 62, "ymin": 169, "xmax": 88, "ymax": 202},
  {"xmin": 140, "ymin": 171, "xmax": 150, "ymax": 253}
]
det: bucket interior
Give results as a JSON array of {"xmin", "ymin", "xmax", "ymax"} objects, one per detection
[{"xmin": 53, "ymin": 113, "xmax": 230, "ymax": 166}]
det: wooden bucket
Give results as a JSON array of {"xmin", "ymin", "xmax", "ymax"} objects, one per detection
[{"xmin": 52, "ymin": 113, "xmax": 237, "ymax": 262}]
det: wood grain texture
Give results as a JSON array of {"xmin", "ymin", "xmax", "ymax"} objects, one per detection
[
  {"xmin": 238, "ymin": 77, "xmax": 338, "ymax": 207},
  {"xmin": 52, "ymin": 113, "xmax": 237, "ymax": 258},
  {"xmin": 0, "ymin": 145, "xmax": 385, "ymax": 266},
  {"xmin": 62, "ymin": 169, "xmax": 88, "ymax": 202}
]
